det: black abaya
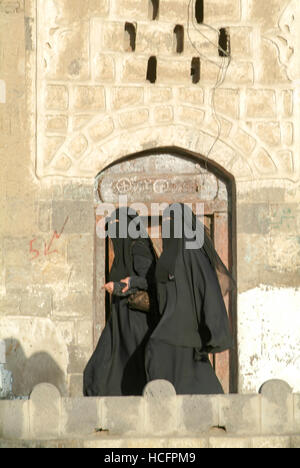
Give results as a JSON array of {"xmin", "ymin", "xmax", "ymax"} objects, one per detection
[
  {"xmin": 145, "ymin": 203, "xmax": 233, "ymax": 395},
  {"xmin": 83, "ymin": 210, "xmax": 158, "ymax": 397}
]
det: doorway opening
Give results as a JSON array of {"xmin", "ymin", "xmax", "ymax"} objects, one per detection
[{"xmin": 94, "ymin": 148, "xmax": 237, "ymax": 393}]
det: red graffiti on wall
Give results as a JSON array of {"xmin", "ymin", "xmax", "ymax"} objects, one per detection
[{"xmin": 29, "ymin": 216, "xmax": 69, "ymax": 261}]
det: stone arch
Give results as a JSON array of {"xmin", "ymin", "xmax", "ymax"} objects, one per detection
[{"xmin": 40, "ymin": 112, "xmax": 288, "ymax": 181}]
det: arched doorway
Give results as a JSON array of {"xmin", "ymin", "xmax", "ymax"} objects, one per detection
[{"xmin": 94, "ymin": 148, "xmax": 237, "ymax": 393}]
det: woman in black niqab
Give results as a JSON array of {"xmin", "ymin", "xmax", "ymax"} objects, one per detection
[
  {"xmin": 145, "ymin": 203, "xmax": 236, "ymax": 395},
  {"xmin": 83, "ymin": 207, "xmax": 158, "ymax": 396}
]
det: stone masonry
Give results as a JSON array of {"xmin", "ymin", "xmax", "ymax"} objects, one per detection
[{"xmin": 0, "ymin": 0, "xmax": 299, "ymax": 402}]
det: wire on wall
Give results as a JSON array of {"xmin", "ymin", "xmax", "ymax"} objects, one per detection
[{"xmin": 187, "ymin": 0, "xmax": 232, "ymax": 169}]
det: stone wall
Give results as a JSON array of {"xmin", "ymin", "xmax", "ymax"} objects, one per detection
[
  {"xmin": 0, "ymin": 0, "xmax": 299, "ymax": 397},
  {"xmin": 0, "ymin": 379, "xmax": 299, "ymax": 448}
]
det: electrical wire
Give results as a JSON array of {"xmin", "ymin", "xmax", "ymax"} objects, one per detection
[{"xmin": 187, "ymin": 0, "xmax": 232, "ymax": 169}]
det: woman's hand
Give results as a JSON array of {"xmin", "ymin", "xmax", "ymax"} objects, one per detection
[
  {"xmin": 102, "ymin": 282, "xmax": 114, "ymax": 294},
  {"xmin": 120, "ymin": 277, "xmax": 130, "ymax": 293}
]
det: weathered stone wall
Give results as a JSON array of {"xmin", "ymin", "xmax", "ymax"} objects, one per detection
[{"xmin": 0, "ymin": 0, "xmax": 299, "ymax": 397}]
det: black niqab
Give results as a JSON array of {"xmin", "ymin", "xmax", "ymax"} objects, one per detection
[{"xmin": 153, "ymin": 203, "xmax": 235, "ymax": 354}]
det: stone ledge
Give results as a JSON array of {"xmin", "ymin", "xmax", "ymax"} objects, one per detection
[
  {"xmin": 0, "ymin": 379, "xmax": 299, "ymax": 441},
  {"xmin": 0, "ymin": 434, "xmax": 299, "ymax": 449}
]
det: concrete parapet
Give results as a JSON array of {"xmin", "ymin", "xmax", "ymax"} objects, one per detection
[{"xmin": 0, "ymin": 379, "xmax": 299, "ymax": 445}]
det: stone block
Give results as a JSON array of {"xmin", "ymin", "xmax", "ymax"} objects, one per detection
[
  {"xmin": 53, "ymin": 0, "xmax": 109, "ymax": 23},
  {"xmin": 153, "ymin": 105, "xmax": 174, "ymax": 124},
  {"xmin": 218, "ymin": 394, "xmax": 261, "ymax": 435},
  {"xmin": 281, "ymin": 90, "xmax": 293, "ymax": 117},
  {"xmin": 67, "ymin": 234, "xmax": 93, "ymax": 265},
  {"xmin": 205, "ymin": 0, "xmax": 241, "ymax": 22},
  {"xmin": 226, "ymin": 61, "xmax": 254, "ymax": 86},
  {"xmin": 291, "ymin": 436, "xmax": 300, "ymax": 449},
  {"xmin": 294, "ymin": 394, "xmax": 300, "ymax": 433},
  {"xmin": 159, "ymin": 0, "xmax": 190, "ymax": 22},
  {"xmin": 118, "ymin": 108, "xmax": 149, "ymax": 129},
  {"xmin": 19, "ymin": 289, "xmax": 53, "ymax": 317},
  {"xmin": 93, "ymin": 54, "xmax": 115, "ymax": 82},
  {"xmin": 233, "ymin": 128, "xmax": 256, "ymax": 155},
  {"xmin": 148, "ymin": 87, "xmax": 173, "ymax": 103},
  {"xmin": 73, "ymin": 86, "xmax": 105, "ymax": 112},
  {"xmin": 46, "ymin": 85, "xmax": 69, "ymax": 111},
  {"xmin": 255, "ymin": 122, "xmax": 281, "ymax": 147},
  {"xmin": 62, "ymin": 397, "xmax": 100, "ymax": 436},
  {"xmin": 5, "ymin": 266, "xmax": 32, "ymax": 291},
  {"xmin": 259, "ymin": 380, "xmax": 294, "ymax": 435},
  {"xmin": 38, "ymin": 201, "xmax": 52, "ymax": 232},
  {"xmin": 114, "ymin": 0, "xmax": 148, "ymax": 20},
  {"xmin": 237, "ymin": 203, "xmax": 270, "ymax": 235},
  {"xmin": 136, "ymin": 23, "xmax": 173, "ymax": 55},
  {"xmin": 208, "ymin": 436, "xmax": 250, "ymax": 448},
  {"xmin": 89, "ymin": 116, "xmax": 115, "ymax": 143},
  {"xmin": 102, "ymin": 22, "xmax": 127, "ymax": 52},
  {"xmin": 54, "ymin": 292, "xmax": 92, "ymax": 318},
  {"xmin": 111, "ymin": 87, "xmax": 144, "ymax": 110},
  {"xmin": 246, "ymin": 90, "xmax": 276, "ymax": 119},
  {"xmin": 0, "ymin": 400, "xmax": 29, "ymax": 440},
  {"xmin": 158, "ymin": 59, "xmax": 192, "ymax": 85},
  {"xmin": 52, "ymin": 200, "xmax": 94, "ymax": 234},
  {"xmin": 68, "ymin": 373, "xmax": 84, "ymax": 398},
  {"xmin": 67, "ymin": 345, "xmax": 91, "ymax": 374},
  {"xmin": 121, "ymin": 56, "xmax": 148, "ymax": 83},
  {"xmin": 177, "ymin": 106, "xmax": 205, "ymax": 127},
  {"xmin": 62, "ymin": 183, "xmax": 94, "ymax": 202},
  {"xmin": 230, "ymin": 27, "xmax": 253, "ymax": 58},
  {"xmin": 213, "ymin": 88, "xmax": 240, "ymax": 120},
  {"xmin": 249, "ymin": 0, "xmax": 287, "ymax": 30},
  {"xmin": 177, "ymin": 395, "xmax": 218, "ymax": 434},
  {"xmin": 29, "ymin": 383, "xmax": 61, "ymax": 439},
  {"xmin": 177, "ymin": 87, "xmax": 204, "ymax": 106},
  {"xmin": 143, "ymin": 380, "xmax": 177, "ymax": 436},
  {"xmin": 45, "ymin": 22, "xmax": 90, "ymax": 81},
  {"xmin": 101, "ymin": 396, "xmax": 144, "ymax": 434},
  {"xmin": 0, "ymin": 293, "xmax": 21, "ymax": 315},
  {"xmin": 251, "ymin": 436, "xmax": 291, "ymax": 449}
]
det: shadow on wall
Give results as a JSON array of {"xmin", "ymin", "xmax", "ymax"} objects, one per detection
[{"xmin": 4, "ymin": 338, "xmax": 68, "ymax": 397}]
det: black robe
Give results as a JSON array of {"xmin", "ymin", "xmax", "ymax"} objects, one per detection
[
  {"xmin": 145, "ymin": 203, "xmax": 233, "ymax": 395},
  {"xmin": 83, "ymin": 210, "xmax": 158, "ymax": 397}
]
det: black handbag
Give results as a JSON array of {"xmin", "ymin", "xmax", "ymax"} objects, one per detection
[{"xmin": 127, "ymin": 239, "xmax": 161, "ymax": 312}]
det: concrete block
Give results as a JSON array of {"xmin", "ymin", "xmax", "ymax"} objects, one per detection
[
  {"xmin": 102, "ymin": 396, "xmax": 144, "ymax": 434},
  {"xmin": 218, "ymin": 394, "xmax": 261, "ymax": 435},
  {"xmin": 29, "ymin": 383, "xmax": 61, "ymax": 439},
  {"xmin": 62, "ymin": 397, "xmax": 100, "ymax": 437},
  {"xmin": 293, "ymin": 394, "xmax": 300, "ymax": 433},
  {"xmin": 177, "ymin": 395, "xmax": 218, "ymax": 434},
  {"xmin": 251, "ymin": 436, "xmax": 291, "ymax": 449},
  {"xmin": 0, "ymin": 400, "xmax": 29, "ymax": 440},
  {"xmin": 291, "ymin": 436, "xmax": 300, "ymax": 449},
  {"xmin": 143, "ymin": 380, "xmax": 177, "ymax": 436},
  {"xmin": 259, "ymin": 380, "xmax": 294, "ymax": 434},
  {"xmin": 208, "ymin": 436, "xmax": 250, "ymax": 448}
]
